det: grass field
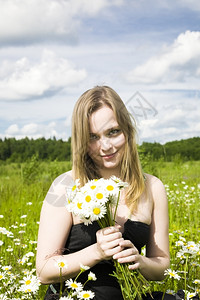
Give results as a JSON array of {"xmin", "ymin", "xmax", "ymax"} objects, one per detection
[{"xmin": 0, "ymin": 159, "xmax": 199, "ymax": 299}]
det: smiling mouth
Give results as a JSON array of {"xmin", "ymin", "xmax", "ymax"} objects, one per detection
[{"xmin": 101, "ymin": 151, "xmax": 117, "ymax": 159}]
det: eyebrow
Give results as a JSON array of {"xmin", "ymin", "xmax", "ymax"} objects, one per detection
[{"xmin": 90, "ymin": 126, "xmax": 120, "ymax": 134}]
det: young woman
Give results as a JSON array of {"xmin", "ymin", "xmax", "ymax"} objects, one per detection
[{"xmin": 36, "ymin": 86, "xmax": 172, "ymax": 299}]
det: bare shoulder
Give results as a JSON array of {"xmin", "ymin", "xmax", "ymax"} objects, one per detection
[
  {"xmin": 44, "ymin": 170, "xmax": 74, "ymax": 207},
  {"xmin": 51, "ymin": 170, "xmax": 74, "ymax": 185},
  {"xmin": 144, "ymin": 173, "xmax": 165, "ymax": 187},
  {"xmin": 144, "ymin": 173, "xmax": 167, "ymax": 202}
]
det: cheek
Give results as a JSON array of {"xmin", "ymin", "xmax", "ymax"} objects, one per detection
[
  {"xmin": 88, "ymin": 142, "xmax": 98, "ymax": 156},
  {"xmin": 113, "ymin": 134, "xmax": 126, "ymax": 148}
]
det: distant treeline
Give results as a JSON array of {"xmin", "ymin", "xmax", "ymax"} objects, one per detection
[{"xmin": 0, "ymin": 136, "xmax": 199, "ymax": 163}]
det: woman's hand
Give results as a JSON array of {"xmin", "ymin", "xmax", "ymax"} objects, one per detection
[
  {"xmin": 95, "ymin": 225, "xmax": 124, "ymax": 261},
  {"xmin": 113, "ymin": 240, "xmax": 142, "ymax": 270}
]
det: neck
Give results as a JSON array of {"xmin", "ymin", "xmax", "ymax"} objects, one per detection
[{"xmin": 99, "ymin": 167, "xmax": 121, "ymax": 179}]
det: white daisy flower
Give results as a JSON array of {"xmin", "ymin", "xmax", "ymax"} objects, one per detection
[
  {"xmin": 164, "ymin": 269, "xmax": 181, "ymax": 280},
  {"xmin": 193, "ymin": 279, "xmax": 200, "ymax": 284},
  {"xmin": 80, "ymin": 264, "xmax": 90, "ymax": 272},
  {"xmin": 55, "ymin": 258, "xmax": 68, "ymax": 270},
  {"xmin": 88, "ymin": 271, "xmax": 97, "ymax": 281},
  {"xmin": 20, "ymin": 215, "xmax": 27, "ymax": 219},
  {"xmin": 0, "ymin": 272, "xmax": 5, "ymax": 280},
  {"xmin": 2, "ymin": 265, "xmax": 12, "ymax": 271},
  {"xmin": 19, "ymin": 274, "xmax": 40, "ymax": 293},
  {"xmin": 25, "ymin": 252, "xmax": 35, "ymax": 257},
  {"xmin": 89, "ymin": 203, "xmax": 107, "ymax": 221},
  {"xmin": 186, "ymin": 292, "xmax": 198, "ymax": 300},
  {"xmin": 65, "ymin": 279, "xmax": 83, "ymax": 292},
  {"xmin": 77, "ymin": 290, "xmax": 95, "ymax": 299}
]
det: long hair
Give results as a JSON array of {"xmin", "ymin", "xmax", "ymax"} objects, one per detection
[{"xmin": 71, "ymin": 86, "xmax": 145, "ymax": 211}]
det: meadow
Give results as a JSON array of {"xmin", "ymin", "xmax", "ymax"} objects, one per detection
[{"xmin": 0, "ymin": 158, "xmax": 199, "ymax": 299}]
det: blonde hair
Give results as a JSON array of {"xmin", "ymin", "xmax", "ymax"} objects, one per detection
[{"xmin": 71, "ymin": 86, "xmax": 145, "ymax": 211}]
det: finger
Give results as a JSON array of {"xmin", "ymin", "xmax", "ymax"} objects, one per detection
[
  {"xmin": 113, "ymin": 249, "xmax": 136, "ymax": 261},
  {"xmin": 102, "ymin": 237, "xmax": 124, "ymax": 251},
  {"xmin": 128, "ymin": 263, "xmax": 140, "ymax": 270},
  {"xmin": 103, "ymin": 225, "xmax": 121, "ymax": 235},
  {"xmin": 99, "ymin": 231, "xmax": 123, "ymax": 244},
  {"xmin": 118, "ymin": 240, "xmax": 136, "ymax": 249},
  {"xmin": 103, "ymin": 242, "xmax": 125, "ymax": 258}
]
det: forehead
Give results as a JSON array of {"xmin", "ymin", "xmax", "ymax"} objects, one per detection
[{"xmin": 89, "ymin": 105, "xmax": 118, "ymax": 133}]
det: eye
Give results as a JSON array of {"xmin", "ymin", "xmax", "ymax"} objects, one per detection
[
  {"xmin": 89, "ymin": 133, "xmax": 99, "ymax": 141},
  {"xmin": 108, "ymin": 128, "xmax": 121, "ymax": 136}
]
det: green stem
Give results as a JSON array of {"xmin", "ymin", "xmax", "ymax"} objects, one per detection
[
  {"xmin": 59, "ymin": 268, "xmax": 63, "ymax": 298},
  {"xmin": 113, "ymin": 191, "xmax": 121, "ymax": 223}
]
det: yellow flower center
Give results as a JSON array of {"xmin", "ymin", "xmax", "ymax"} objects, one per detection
[
  {"xmin": 85, "ymin": 195, "xmax": 91, "ymax": 202},
  {"xmin": 90, "ymin": 185, "xmax": 96, "ymax": 190},
  {"xmin": 72, "ymin": 185, "xmax": 76, "ymax": 191},
  {"xmin": 83, "ymin": 293, "xmax": 90, "ymax": 298},
  {"xmin": 0, "ymin": 275, "xmax": 3, "ymax": 279},
  {"xmin": 93, "ymin": 207, "xmax": 101, "ymax": 215},
  {"xmin": 106, "ymin": 185, "xmax": 114, "ymax": 191},
  {"xmin": 25, "ymin": 280, "xmax": 31, "ymax": 285},
  {"xmin": 96, "ymin": 193, "xmax": 103, "ymax": 199},
  {"xmin": 71, "ymin": 282, "xmax": 78, "ymax": 288},
  {"xmin": 58, "ymin": 262, "xmax": 65, "ymax": 268},
  {"xmin": 77, "ymin": 202, "xmax": 82, "ymax": 209}
]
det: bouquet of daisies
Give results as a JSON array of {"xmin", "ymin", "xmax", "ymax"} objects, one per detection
[{"xmin": 66, "ymin": 176, "xmax": 151, "ymax": 300}]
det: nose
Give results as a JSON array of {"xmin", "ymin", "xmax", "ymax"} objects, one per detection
[{"xmin": 99, "ymin": 137, "xmax": 112, "ymax": 151}]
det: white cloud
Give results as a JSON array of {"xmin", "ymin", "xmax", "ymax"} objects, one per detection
[
  {"xmin": 0, "ymin": 50, "xmax": 87, "ymax": 101},
  {"xmin": 6, "ymin": 124, "xmax": 19, "ymax": 135},
  {"xmin": 0, "ymin": 0, "xmax": 123, "ymax": 45},
  {"xmin": 5, "ymin": 121, "xmax": 65, "ymax": 140},
  {"xmin": 126, "ymin": 31, "xmax": 200, "ymax": 85}
]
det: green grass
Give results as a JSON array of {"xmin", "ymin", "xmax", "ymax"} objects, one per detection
[{"xmin": 0, "ymin": 160, "xmax": 199, "ymax": 299}]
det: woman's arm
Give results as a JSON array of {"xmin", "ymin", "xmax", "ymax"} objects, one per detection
[
  {"xmin": 36, "ymin": 200, "xmax": 124, "ymax": 284},
  {"xmin": 113, "ymin": 176, "xmax": 170, "ymax": 280},
  {"xmin": 36, "ymin": 200, "xmax": 99, "ymax": 284}
]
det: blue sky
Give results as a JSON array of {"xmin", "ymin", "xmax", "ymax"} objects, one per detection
[{"xmin": 0, "ymin": 0, "xmax": 200, "ymax": 144}]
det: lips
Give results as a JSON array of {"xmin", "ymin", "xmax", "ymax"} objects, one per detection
[{"xmin": 101, "ymin": 151, "xmax": 117, "ymax": 159}]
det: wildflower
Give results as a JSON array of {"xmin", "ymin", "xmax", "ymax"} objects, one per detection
[
  {"xmin": 60, "ymin": 297, "xmax": 73, "ymax": 300},
  {"xmin": 77, "ymin": 290, "xmax": 95, "ymax": 299},
  {"xmin": 88, "ymin": 272, "xmax": 97, "ymax": 281},
  {"xmin": 21, "ymin": 215, "xmax": 27, "ymax": 219},
  {"xmin": 193, "ymin": 279, "xmax": 200, "ymax": 284},
  {"xmin": 175, "ymin": 240, "xmax": 184, "ymax": 246},
  {"xmin": 0, "ymin": 215, "xmax": 4, "ymax": 218},
  {"xmin": 65, "ymin": 279, "xmax": 83, "ymax": 292},
  {"xmin": 0, "ymin": 241, "xmax": 3, "ymax": 246},
  {"xmin": 0, "ymin": 272, "xmax": 5, "ymax": 280},
  {"xmin": 80, "ymin": 264, "xmax": 90, "ymax": 272},
  {"xmin": 186, "ymin": 292, "xmax": 198, "ymax": 300},
  {"xmin": 164, "ymin": 269, "xmax": 181, "ymax": 280},
  {"xmin": 89, "ymin": 203, "xmax": 107, "ymax": 221},
  {"xmin": 55, "ymin": 258, "xmax": 68, "ymax": 270},
  {"xmin": 6, "ymin": 247, "xmax": 13, "ymax": 252},
  {"xmin": 2, "ymin": 265, "xmax": 12, "ymax": 271},
  {"xmin": 26, "ymin": 202, "xmax": 32, "ymax": 205},
  {"xmin": 25, "ymin": 252, "xmax": 35, "ymax": 257},
  {"xmin": 19, "ymin": 274, "xmax": 40, "ymax": 293},
  {"xmin": 166, "ymin": 290, "xmax": 175, "ymax": 295},
  {"xmin": 29, "ymin": 240, "xmax": 37, "ymax": 244}
]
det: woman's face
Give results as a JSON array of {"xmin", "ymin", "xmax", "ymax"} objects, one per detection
[{"xmin": 87, "ymin": 104, "xmax": 126, "ymax": 177}]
